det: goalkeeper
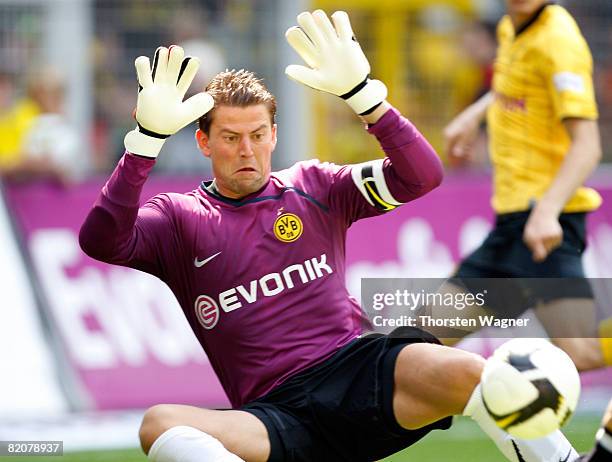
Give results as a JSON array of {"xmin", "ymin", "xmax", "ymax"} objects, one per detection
[{"xmin": 81, "ymin": 11, "xmax": 578, "ymax": 462}]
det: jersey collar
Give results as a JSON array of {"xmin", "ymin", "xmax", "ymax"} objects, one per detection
[
  {"xmin": 514, "ymin": 2, "xmax": 554, "ymax": 38},
  {"xmin": 199, "ymin": 178, "xmax": 273, "ymax": 206},
  {"xmin": 198, "ymin": 174, "xmax": 330, "ymax": 212}
]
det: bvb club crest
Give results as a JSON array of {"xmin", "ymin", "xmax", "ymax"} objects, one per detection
[{"xmin": 274, "ymin": 213, "xmax": 303, "ymax": 243}]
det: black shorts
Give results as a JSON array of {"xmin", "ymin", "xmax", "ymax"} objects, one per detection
[
  {"xmin": 241, "ymin": 327, "xmax": 452, "ymax": 462},
  {"xmin": 454, "ymin": 211, "xmax": 593, "ymax": 316}
]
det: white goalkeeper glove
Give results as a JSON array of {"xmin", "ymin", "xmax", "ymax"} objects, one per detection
[
  {"xmin": 124, "ymin": 45, "xmax": 214, "ymax": 158},
  {"xmin": 285, "ymin": 10, "xmax": 387, "ymax": 115}
]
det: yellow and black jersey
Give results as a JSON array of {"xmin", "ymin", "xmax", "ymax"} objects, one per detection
[{"xmin": 488, "ymin": 4, "xmax": 601, "ymax": 214}]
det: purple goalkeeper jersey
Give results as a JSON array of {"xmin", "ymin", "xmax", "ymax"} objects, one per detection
[{"xmin": 80, "ymin": 106, "xmax": 443, "ymax": 408}]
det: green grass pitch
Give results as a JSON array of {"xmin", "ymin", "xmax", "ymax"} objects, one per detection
[{"xmin": 4, "ymin": 414, "xmax": 600, "ymax": 461}]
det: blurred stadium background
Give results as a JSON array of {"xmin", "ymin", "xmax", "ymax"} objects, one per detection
[{"xmin": 0, "ymin": 0, "xmax": 610, "ymax": 460}]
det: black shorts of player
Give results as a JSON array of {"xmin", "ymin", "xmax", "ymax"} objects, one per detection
[
  {"xmin": 454, "ymin": 211, "xmax": 593, "ymax": 317},
  {"xmin": 241, "ymin": 327, "xmax": 452, "ymax": 462}
]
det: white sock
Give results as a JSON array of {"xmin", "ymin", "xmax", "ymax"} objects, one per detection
[
  {"xmin": 463, "ymin": 385, "xmax": 523, "ymax": 462},
  {"xmin": 515, "ymin": 431, "xmax": 579, "ymax": 462},
  {"xmin": 463, "ymin": 385, "xmax": 579, "ymax": 462},
  {"xmin": 148, "ymin": 426, "xmax": 245, "ymax": 462}
]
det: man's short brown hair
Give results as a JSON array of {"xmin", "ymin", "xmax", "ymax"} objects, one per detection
[{"xmin": 198, "ymin": 69, "xmax": 276, "ymax": 134}]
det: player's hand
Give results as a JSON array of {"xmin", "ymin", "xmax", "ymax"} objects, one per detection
[
  {"xmin": 124, "ymin": 45, "xmax": 214, "ymax": 158},
  {"xmin": 523, "ymin": 208, "xmax": 563, "ymax": 262},
  {"xmin": 285, "ymin": 10, "xmax": 387, "ymax": 115},
  {"xmin": 443, "ymin": 110, "xmax": 480, "ymax": 163}
]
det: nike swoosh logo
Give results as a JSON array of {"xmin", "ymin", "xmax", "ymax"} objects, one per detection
[
  {"xmin": 194, "ymin": 251, "xmax": 221, "ymax": 268},
  {"xmin": 559, "ymin": 449, "xmax": 572, "ymax": 462}
]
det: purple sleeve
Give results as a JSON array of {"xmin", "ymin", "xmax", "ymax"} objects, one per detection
[
  {"xmin": 79, "ymin": 152, "xmax": 174, "ymax": 276},
  {"xmin": 367, "ymin": 106, "xmax": 443, "ymax": 202}
]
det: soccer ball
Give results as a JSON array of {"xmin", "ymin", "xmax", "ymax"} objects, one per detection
[{"xmin": 481, "ymin": 338, "xmax": 580, "ymax": 440}]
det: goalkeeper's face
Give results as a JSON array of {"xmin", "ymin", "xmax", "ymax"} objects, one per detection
[{"xmin": 197, "ymin": 104, "xmax": 277, "ymax": 199}]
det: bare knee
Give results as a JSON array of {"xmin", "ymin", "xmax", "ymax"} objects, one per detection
[
  {"xmin": 394, "ymin": 343, "xmax": 485, "ymax": 429},
  {"xmin": 428, "ymin": 347, "xmax": 485, "ymax": 412},
  {"xmin": 139, "ymin": 404, "xmax": 180, "ymax": 455},
  {"xmin": 138, "ymin": 406, "xmax": 270, "ymax": 462}
]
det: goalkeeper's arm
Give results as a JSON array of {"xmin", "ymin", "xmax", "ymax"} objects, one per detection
[
  {"xmin": 286, "ymin": 10, "xmax": 443, "ymax": 204},
  {"xmin": 80, "ymin": 45, "xmax": 213, "ymax": 268}
]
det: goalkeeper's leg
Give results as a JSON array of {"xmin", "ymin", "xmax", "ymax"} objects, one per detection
[
  {"xmin": 139, "ymin": 405, "xmax": 269, "ymax": 462},
  {"xmin": 393, "ymin": 343, "xmax": 579, "ymax": 462}
]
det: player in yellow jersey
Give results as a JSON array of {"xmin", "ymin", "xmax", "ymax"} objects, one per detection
[
  {"xmin": 443, "ymin": 0, "xmax": 611, "ymax": 370},
  {"xmin": 0, "ymin": 71, "xmax": 40, "ymax": 170}
]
